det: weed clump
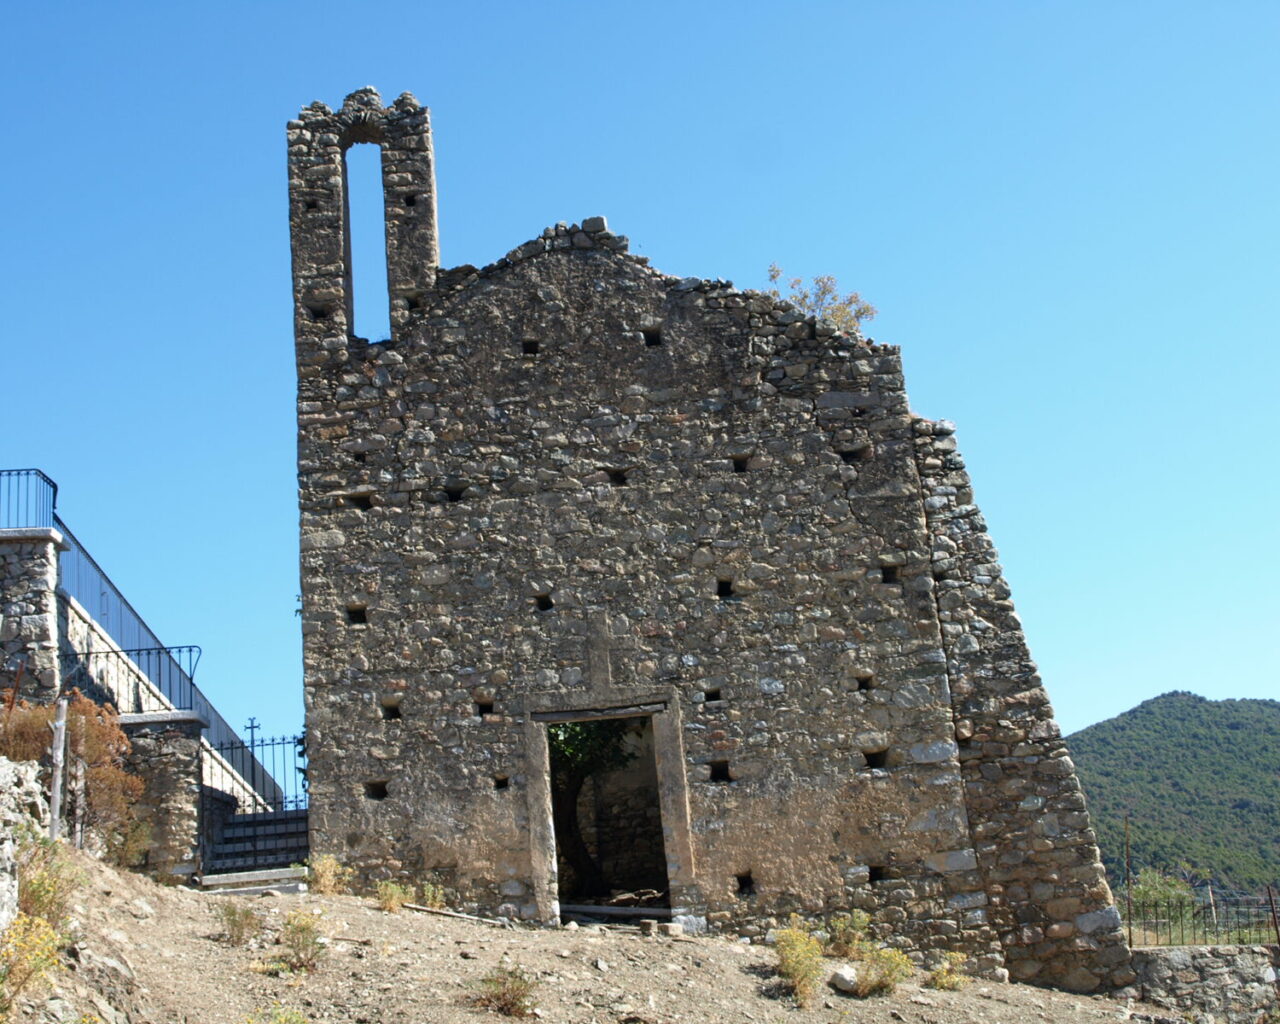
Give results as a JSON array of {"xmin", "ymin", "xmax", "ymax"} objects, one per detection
[
  {"xmin": 216, "ymin": 901, "xmax": 263, "ymax": 946},
  {"xmin": 418, "ymin": 881, "xmax": 446, "ymax": 909},
  {"xmin": 774, "ymin": 918, "xmax": 825, "ymax": 1008},
  {"xmin": 849, "ymin": 944, "xmax": 913, "ymax": 996},
  {"xmin": 275, "ymin": 909, "xmax": 325, "ymax": 973},
  {"xmin": 0, "ymin": 912, "xmax": 62, "ymax": 1022},
  {"xmin": 243, "ymin": 1004, "xmax": 307, "ymax": 1024},
  {"xmin": 375, "ymin": 880, "xmax": 413, "ymax": 913},
  {"xmin": 923, "ymin": 951, "xmax": 970, "ymax": 990},
  {"xmin": 16, "ymin": 828, "xmax": 83, "ymax": 932},
  {"xmin": 472, "ymin": 966, "xmax": 538, "ymax": 1017},
  {"xmin": 823, "ymin": 909, "xmax": 871, "ymax": 958},
  {"xmin": 306, "ymin": 854, "xmax": 353, "ymax": 895}
]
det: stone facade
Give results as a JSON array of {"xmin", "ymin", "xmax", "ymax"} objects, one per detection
[
  {"xmin": 1129, "ymin": 945, "xmax": 1279, "ymax": 1024},
  {"xmin": 292, "ymin": 88, "xmax": 1130, "ymax": 990},
  {"xmin": 0, "ymin": 756, "xmax": 47, "ymax": 932}
]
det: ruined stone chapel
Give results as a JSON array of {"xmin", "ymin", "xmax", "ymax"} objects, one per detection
[{"xmin": 290, "ymin": 88, "xmax": 1132, "ymax": 991}]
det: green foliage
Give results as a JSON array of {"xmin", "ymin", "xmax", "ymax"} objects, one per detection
[
  {"xmin": 546, "ymin": 720, "xmax": 635, "ymax": 782},
  {"xmin": 851, "ymin": 945, "xmax": 913, "ymax": 996},
  {"xmin": 1068, "ymin": 691, "xmax": 1280, "ymax": 893},
  {"xmin": 277, "ymin": 909, "xmax": 325, "ymax": 973},
  {"xmin": 243, "ymin": 1004, "xmax": 307, "ymax": 1024},
  {"xmin": 766, "ymin": 264, "xmax": 876, "ymax": 334},
  {"xmin": 472, "ymin": 966, "xmax": 538, "ymax": 1017},
  {"xmin": 418, "ymin": 881, "xmax": 446, "ymax": 909},
  {"xmin": 774, "ymin": 922, "xmax": 825, "ymax": 1008},
  {"xmin": 823, "ymin": 910, "xmax": 871, "ymax": 958},
  {"xmin": 1123, "ymin": 868, "xmax": 1194, "ymax": 903}
]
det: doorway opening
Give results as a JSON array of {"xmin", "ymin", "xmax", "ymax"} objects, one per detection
[{"xmin": 547, "ymin": 715, "xmax": 669, "ymax": 910}]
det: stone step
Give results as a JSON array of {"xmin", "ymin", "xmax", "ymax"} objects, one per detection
[
  {"xmin": 205, "ymin": 850, "xmax": 309, "ymax": 874},
  {"xmin": 200, "ymin": 866, "xmax": 308, "ymax": 891},
  {"xmin": 211, "ymin": 836, "xmax": 310, "ymax": 858},
  {"xmin": 224, "ymin": 809, "xmax": 308, "ymax": 829},
  {"xmin": 219, "ymin": 819, "xmax": 309, "ymax": 841}
]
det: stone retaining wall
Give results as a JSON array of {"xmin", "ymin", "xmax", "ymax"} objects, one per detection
[
  {"xmin": 1129, "ymin": 945, "xmax": 1279, "ymax": 1024},
  {"xmin": 0, "ymin": 756, "xmax": 47, "ymax": 931}
]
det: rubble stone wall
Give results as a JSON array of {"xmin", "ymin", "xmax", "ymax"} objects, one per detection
[
  {"xmin": 292, "ymin": 88, "xmax": 1127, "ymax": 987},
  {"xmin": 1130, "ymin": 945, "xmax": 1279, "ymax": 1024},
  {"xmin": 0, "ymin": 530, "xmax": 63, "ymax": 700},
  {"xmin": 120, "ymin": 713, "xmax": 206, "ymax": 882},
  {"xmin": 915, "ymin": 424, "xmax": 1132, "ymax": 991},
  {"xmin": 0, "ymin": 757, "xmax": 47, "ymax": 932}
]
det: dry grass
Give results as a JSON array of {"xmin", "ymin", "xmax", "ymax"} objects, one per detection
[
  {"xmin": 472, "ymin": 966, "xmax": 539, "ymax": 1017},
  {"xmin": 216, "ymin": 902, "xmax": 263, "ymax": 947},
  {"xmin": 774, "ymin": 922, "xmax": 825, "ymax": 1008},
  {"xmin": 0, "ymin": 913, "xmax": 62, "ymax": 1023},
  {"xmin": 306, "ymin": 855, "xmax": 353, "ymax": 896},
  {"xmin": 375, "ymin": 880, "xmax": 413, "ymax": 913}
]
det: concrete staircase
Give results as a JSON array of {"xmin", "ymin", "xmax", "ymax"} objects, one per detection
[{"xmin": 203, "ymin": 808, "xmax": 309, "ymax": 876}]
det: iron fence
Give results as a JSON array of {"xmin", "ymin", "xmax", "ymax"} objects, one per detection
[
  {"xmin": 1122, "ymin": 896, "xmax": 1280, "ymax": 947},
  {"xmin": 207, "ymin": 732, "xmax": 308, "ymax": 813},
  {"xmin": 0, "ymin": 468, "xmax": 58, "ymax": 530},
  {"xmin": 54, "ymin": 515, "xmax": 247, "ymax": 752},
  {"xmin": 202, "ymin": 732, "xmax": 308, "ymax": 874},
  {"xmin": 1, "ymin": 467, "xmax": 289, "ymax": 813},
  {"xmin": 61, "ymin": 645, "xmax": 203, "ymax": 715}
]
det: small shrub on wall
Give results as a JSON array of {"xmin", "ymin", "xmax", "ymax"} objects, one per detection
[{"xmin": 0, "ymin": 689, "xmax": 146, "ymax": 865}]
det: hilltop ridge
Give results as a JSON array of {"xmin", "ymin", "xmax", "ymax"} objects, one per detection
[{"xmin": 1068, "ymin": 690, "xmax": 1280, "ymax": 893}]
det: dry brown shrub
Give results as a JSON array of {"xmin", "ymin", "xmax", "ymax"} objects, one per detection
[{"xmin": 0, "ymin": 689, "xmax": 146, "ymax": 865}]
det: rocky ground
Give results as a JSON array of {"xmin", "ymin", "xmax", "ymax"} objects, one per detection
[{"xmin": 13, "ymin": 852, "xmax": 1186, "ymax": 1024}]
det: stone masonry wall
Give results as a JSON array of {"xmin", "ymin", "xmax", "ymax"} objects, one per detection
[
  {"xmin": 0, "ymin": 756, "xmax": 48, "ymax": 932},
  {"xmin": 1129, "ymin": 945, "xmax": 1279, "ymax": 1024},
  {"xmin": 914, "ymin": 423, "xmax": 1132, "ymax": 991},
  {"xmin": 120, "ymin": 712, "xmax": 206, "ymax": 882},
  {"xmin": 0, "ymin": 530, "xmax": 64, "ymax": 700},
  {"xmin": 292, "ymin": 88, "xmax": 1126, "ymax": 984}
]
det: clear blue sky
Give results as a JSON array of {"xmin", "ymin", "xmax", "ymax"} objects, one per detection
[{"xmin": 4, "ymin": 1, "xmax": 1277, "ymax": 741}]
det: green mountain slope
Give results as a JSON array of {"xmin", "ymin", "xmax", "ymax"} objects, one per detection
[{"xmin": 1067, "ymin": 690, "xmax": 1280, "ymax": 895}]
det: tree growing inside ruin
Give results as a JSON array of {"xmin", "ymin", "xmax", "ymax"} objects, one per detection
[
  {"xmin": 767, "ymin": 264, "xmax": 876, "ymax": 333},
  {"xmin": 547, "ymin": 719, "xmax": 635, "ymax": 898}
]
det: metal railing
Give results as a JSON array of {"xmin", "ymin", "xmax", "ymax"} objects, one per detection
[
  {"xmin": 208, "ymin": 731, "xmax": 308, "ymax": 813},
  {"xmin": 1122, "ymin": 895, "xmax": 1280, "ymax": 947},
  {"xmin": 1, "ymin": 467, "xmax": 286, "ymax": 811},
  {"xmin": 61, "ymin": 645, "xmax": 204, "ymax": 715},
  {"xmin": 0, "ymin": 469, "xmax": 58, "ymax": 530}
]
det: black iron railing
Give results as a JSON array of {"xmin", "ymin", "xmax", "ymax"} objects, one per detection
[
  {"xmin": 1122, "ymin": 895, "xmax": 1280, "ymax": 947},
  {"xmin": 61, "ymin": 645, "xmax": 203, "ymax": 715},
  {"xmin": 208, "ymin": 731, "xmax": 308, "ymax": 812},
  {"xmin": 1, "ymin": 467, "xmax": 289, "ymax": 812},
  {"xmin": 0, "ymin": 469, "xmax": 58, "ymax": 530},
  {"xmin": 54, "ymin": 515, "xmax": 250, "ymax": 753}
]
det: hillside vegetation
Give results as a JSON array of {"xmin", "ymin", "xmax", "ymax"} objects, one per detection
[{"xmin": 1068, "ymin": 690, "xmax": 1280, "ymax": 894}]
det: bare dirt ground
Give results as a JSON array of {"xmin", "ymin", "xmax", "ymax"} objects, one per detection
[{"xmin": 16, "ymin": 852, "xmax": 1182, "ymax": 1024}]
